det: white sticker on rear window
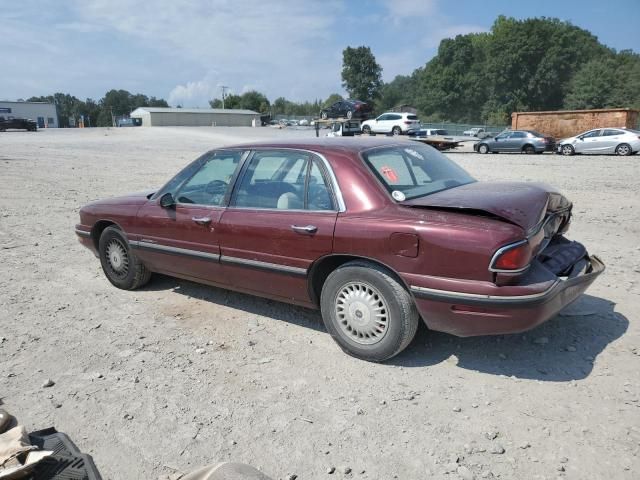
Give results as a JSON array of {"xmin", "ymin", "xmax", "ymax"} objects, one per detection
[
  {"xmin": 392, "ymin": 190, "xmax": 406, "ymax": 201},
  {"xmin": 404, "ymin": 148, "xmax": 424, "ymax": 160}
]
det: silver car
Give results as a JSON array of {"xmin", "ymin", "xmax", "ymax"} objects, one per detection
[{"xmin": 557, "ymin": 128, "xmax": 640, "ymax": 156}]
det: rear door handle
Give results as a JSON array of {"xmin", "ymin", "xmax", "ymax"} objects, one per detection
[
  {"xmin": 192, "ymin": 216, "xmax": 212, "ymax": 226},
  {"xmin": 291, "ymin": 224, "xmax": 317, "ymax": 234}
]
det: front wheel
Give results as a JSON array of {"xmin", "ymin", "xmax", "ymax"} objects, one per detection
[
  {"xmin": 362, "ymin": 125, "xmax": 371, "ymax": 135},
  {"xmin": 477, "ymin": 144, "xmax": 489, "ymax": 154},
  {"xmin": 615, "ymin": 143, "xmax": 632, "ymax": 156},
  {"xmin": 391, "ymin": 126, "xmax": 402, "ymax": 136},
  {"xmin": 560, "ymin": 144, "xmax": 574, "ymax": 156},
  {"xmin": 346, "ymin": 110, "xmax": 353, "ymax": 119},
  {"xmin": 99, "ymin": 226, "xmax": 151, "ymax": 290},
  {"xmin": 320, "ymin": 261, "xmax": 419, "ymax": 362},
  {"xmin": 320, "ymin": 111, "xmax": 328, "ymax": 120}
]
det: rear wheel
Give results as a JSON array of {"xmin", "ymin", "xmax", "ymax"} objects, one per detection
[
  {"xmin": 99, "ymin": 226, "xmax": 151, "ymax": 290},
  {"xmin": 477, "ymin": 144, "xmax": 489, "ymax": 154},
  {"xmin": 561, "ymin": 144, "xmax": 575, "ymax": 156},
  {"xmin": 523, "ymin": 144, "xmax": 536, "ymax": 154},
  {"xmin": 391, "ymin": 126, "xmax": 402, "ymax": 136},
  {"xmin": 320, "ymin": 261, "xmax": 419, "ymax": 362},
  {"xmin": 615, "ymin": 143, "xmax": 632, "ymax": 156}
]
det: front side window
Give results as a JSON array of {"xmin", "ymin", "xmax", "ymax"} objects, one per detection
[
  {"xmin": 166, "ymin": 150, "xmax": 244, "ymax": 206},
  {"xmin": 495, "ymin": 132, "xmax": 510, "ymax": 140},
  {"xmin": 362, "ymin": 145, "xmax": 475, "ymax": 201},
  {"xmin": 581, "ymin": 130, "xmax": 601, "ymax": 139},
  {"xmin": 232, "ymin": 150, "xmax": 334, "ymax": 210}
]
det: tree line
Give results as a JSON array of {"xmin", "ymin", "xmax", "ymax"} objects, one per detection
[
  {"xmin": 26, "ymin": 90, "xmax": 169, "ymax": 127},
  {"xmin": 22, "ymin": 16, "xmax": 639, "ymax": 127}
]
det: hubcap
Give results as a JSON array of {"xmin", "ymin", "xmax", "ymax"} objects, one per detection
[
  {"xmin": 106, "ymin": 239, "xmax": 129, "ymax": 277},
  {"xmin": 562, "ymin": 146, "xmax": 572, "ymax": 155},
  {"xmin": 335, "ymin": 282, "xmax": 389, "ymax": 345}
]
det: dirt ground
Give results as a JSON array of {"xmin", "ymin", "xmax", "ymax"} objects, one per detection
[{"xmin": 1, "ymin": 127, "xmax": 639, "ymax": 480}]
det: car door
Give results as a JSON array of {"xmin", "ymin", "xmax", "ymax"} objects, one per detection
[
  {"xmin": 492, "ymin": 132, "xmax": 511, "ymax": 151},
  {"xmin": 601, "ymin": 129, "xmax": 625, "ymax": 153},
  {"xmin": 576, "ymin": 129, "xmax": 602, "ymax": 153},
  {"xmin": 218, "ymin": 149, "xmax": 339, "ymax": 304},
  {"xmin": 132, "ymin": 149, "xmax": 247, "ymax": 283},
  {"xmin": 372, "ymin": 114, "xmax": 388, "ymax": 133}
]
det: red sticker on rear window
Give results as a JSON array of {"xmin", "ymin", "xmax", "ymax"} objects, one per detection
[{"xmin": 381, "ymin": 166, "xmax": 398, "ymax": 183}]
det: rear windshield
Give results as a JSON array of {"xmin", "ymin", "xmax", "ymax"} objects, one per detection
[{"xmin": 362, "ymin": 145, "xmax": 475, "ymax": 201}]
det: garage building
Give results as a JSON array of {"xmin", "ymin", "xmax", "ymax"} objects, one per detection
[
  {"xmin": 0, "ymin": 101, "xmax": 58, "ymax": 128},
  {"xmin": 130, "ymin": 107, "xmax": 260, "ymax": 127}
]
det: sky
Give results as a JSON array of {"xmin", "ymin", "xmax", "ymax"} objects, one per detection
[{"xmin": 2, "ymin": 0, "xmax": 639, "ymax": 107}]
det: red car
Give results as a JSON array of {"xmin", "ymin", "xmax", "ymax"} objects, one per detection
[{"xmin": 75, "ymin": 138, "xmax": 604, "ymax": 361}]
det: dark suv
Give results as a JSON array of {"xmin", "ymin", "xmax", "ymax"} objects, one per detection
[
  {"xmin": 474, "ymin": 130, "xmax": 555, "ymax": 154},
  {"xmin": 320, "ymin": 100, "xmax": 372, "ymax": 120},
  {"xmin": 0, "ymin": 116, "xmax": 37, "ymax": 131}
]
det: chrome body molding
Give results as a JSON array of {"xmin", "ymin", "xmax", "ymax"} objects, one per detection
[
  {"xmin": 410, "ymin": 281, "xmax": 560, "ymax": 306},
  {"xmin": 129, "ymin": 240, "xmax": 220, "ymax": 262},
  {"xmin": 220, "ymin": 255, "xmax": 307, "ymax": 276}
]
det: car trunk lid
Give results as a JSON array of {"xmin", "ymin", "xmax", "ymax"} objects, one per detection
[{"xmin": 403, "ymin": 181, "xmax": 571, "ymax": 236}]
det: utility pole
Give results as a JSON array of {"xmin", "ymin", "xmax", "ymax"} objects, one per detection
[{"xmin": 220, "ymin": 85, "xmax": 228, "ymax": 109}]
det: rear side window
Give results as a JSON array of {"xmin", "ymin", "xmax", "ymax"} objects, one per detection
[
  {"xmin": 407, "ymin": 115, "xmax": 418, "ymax": 120},
  {"xmin": 232, "ymin": 151, "xmax": 334, "ymax": 211},
  {"xmin": 603, "ymin": 129, "xmax": 624, "ymax": 136},
  {"xmin": 389, "ymin": 114, "xmax": 402, "ymax": 120},
  {"xmin": 511, "ymin": 132, "xmax": 526, "ymax": 138}
]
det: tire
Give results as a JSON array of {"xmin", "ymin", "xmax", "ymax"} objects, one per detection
[
  {"xmin": 391, "ymin": 126, "xmax": 402, "ymax": 136},
  {"xmin": 320, "ymin": 111, "xmax": 328, "ymax": 120},
  {"xmin": 560, "ymin": 144, "xmax": 574, "ymax": 156},
  {"xmin": 346, "ymin": 110, "xmax": 353, "ymax": 119},
  {"xmin": 615, "ymin": 143, "xmax": 632, "ymax": 156},
  {"xmin": 477, "ymin": 144, "xmax": 489, "ymax": 154},
  {"xmin": 320, "ymin": 261, "xmax": 419, "ymax": 362},
  {"xmin": 523, "ymin": 144, "xmax": 535, "ymax": 154},
  {"xmin": 99, "ymin": 226, "xmax": 151, "ymax": 290},
  {"xmin": 362, "ymin": 125, "xmax": 371, "ymax": 135}
]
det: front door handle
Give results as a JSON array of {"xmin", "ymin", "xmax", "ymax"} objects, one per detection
[
  {"xmin": 291, "ymin": 224, "xmax": 317, "ymax": 234},
  {"xmin": 192, "ymin": 216, "xmax": 212, "ymax": 226}
]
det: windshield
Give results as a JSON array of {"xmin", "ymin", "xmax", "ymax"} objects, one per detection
[{"xmin": 362, "ymin": 144, "xmax": 475, "ymax": 201}]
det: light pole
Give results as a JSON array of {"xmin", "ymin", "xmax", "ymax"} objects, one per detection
[{"xmin": 220, "ymin": 85, "xmax": 228, "ymax": 109}]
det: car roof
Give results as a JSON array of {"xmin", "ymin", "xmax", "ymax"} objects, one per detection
[{"xmin": 221, "ymin": 137, "xmax": 413, "ymax": 155}]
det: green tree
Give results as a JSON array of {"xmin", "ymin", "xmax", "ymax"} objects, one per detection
[{"xmin": 341, "ymin": 46, "xmax": 382, "ymax": 103}]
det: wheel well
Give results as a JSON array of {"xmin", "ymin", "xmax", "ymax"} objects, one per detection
[
  {"xmin": 91, "ymin": 220, "xmax": 118, "ymax": 250},
  {"xmin": 308, "ymin": 255, "xmax": 408, "ymax": 305}
]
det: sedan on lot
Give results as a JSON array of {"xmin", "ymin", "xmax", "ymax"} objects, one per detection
[
  {"xmin": 474, "ymin": 130, "xmax": 556, "ymax": 154},
  {"xmin": 319, "ymin": 100, "xmax": 372, "ymax": 120},
  {"xmin": 76, "ymin": 138, "xmax": 603, "ymax": 362},
  {"xmin": 361, "ymin": 112, "xmax": 421, "ymax": 136},
  {"xmin": 557, "ymin": 128, "xmax": 640, "ymax": 156}
]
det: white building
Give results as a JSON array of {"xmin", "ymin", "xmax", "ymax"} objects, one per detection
[
  {"xmin": 130, "ymin": 107, "xmax": 260, "ymax": 127},
  {"xmin": 0, "ymin": 101, "xmax": 58, "ymax": 128}
]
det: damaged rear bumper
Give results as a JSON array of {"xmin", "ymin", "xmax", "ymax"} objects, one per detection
[{"xmin": 409, "ymin": 255, "xmax": 605, "ymax": 337}]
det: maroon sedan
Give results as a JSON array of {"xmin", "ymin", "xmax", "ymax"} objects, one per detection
[{"xmin": 75, "ymin": 138, "xmax": 604, "ymax": 361}]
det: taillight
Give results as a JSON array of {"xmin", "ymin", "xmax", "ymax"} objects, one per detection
[{"xmin": 490, "ymin": 241, "xmax": 532, "ymax": 272}]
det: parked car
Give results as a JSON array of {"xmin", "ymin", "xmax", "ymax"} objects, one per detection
[
  {"xmin": 0, "ymin": 116, "xmax": 37, "ymax": 131},
  {"xmin": 117, "ymin": 118, "xmax": 141, "ymax": 127},
  {"xmin": 75, "ymin": 138, "xmax": 603, "ymax": 362},
  {"xmin": 320, "ymin": 100, "xmax": 372, "ymax": 120},
  {"xmin": 298, "ymin": 119, "xmax": 309, "ymax": 126},
  {"xmin": 361, "ymin": 112, "xmax": 421, "ymax": 136},
  {"xmin": 409, "ymin": 128, "xmax": 449, "ymax": 137},
  {"xmin": 556, "ymin": 128, "xmax": 640, "ymax": 156},
  {"xmin": 474, "ymin": 130, "xmax": 556, "ymax": 154},
  {"xmin": 463, "ymin": 127, "xmax": 485, "ymax": 137}
]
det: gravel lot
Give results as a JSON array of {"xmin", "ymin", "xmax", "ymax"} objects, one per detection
[{"xmin": 1, "ymin": 127, "xmax": 639, "ymax": 480}]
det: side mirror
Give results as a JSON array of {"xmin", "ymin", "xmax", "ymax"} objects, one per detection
[
  {"xmin": 160, "ymin": 192, "xmax": 176, "ymax": 209},
  {"xmin": 578, "ymin": 136, "xmax": 584, "ymax": 141}
]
